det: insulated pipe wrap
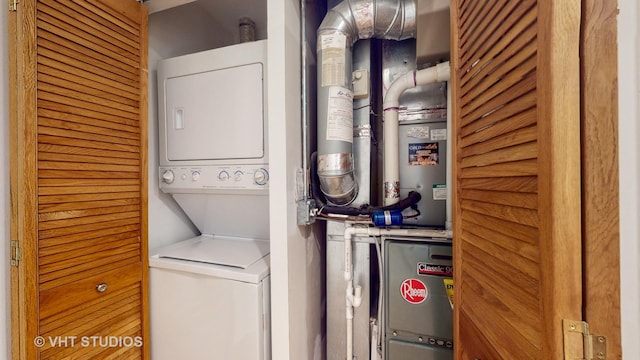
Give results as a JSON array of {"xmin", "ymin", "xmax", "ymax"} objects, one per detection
[{"xmin": 317, "ymin": 0, "xmax": 416, "ymax": 206}]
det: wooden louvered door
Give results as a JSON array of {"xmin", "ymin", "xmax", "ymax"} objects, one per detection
[
  {"xmin": 10, "ymin": 0, "xmax": 149, "ymax": 359},
  {"xmin": 451, "ymin": 1, "xmax": 582, "ymax": 359}
]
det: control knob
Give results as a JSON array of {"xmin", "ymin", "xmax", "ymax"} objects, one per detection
[
  {"xmin": 161, "ymin": 170, "xmax": 175, "ymax": 184},
  {"xmin": 218, "ymin": 170, "xmax": 230, "ymax": 181},
  {"xmin": 191, "ymin": 170, "xmax": 201, "ymax": 181},
  {"xmin": 253, "ymin": 168, "xmax": 269, "ymax": 186}
]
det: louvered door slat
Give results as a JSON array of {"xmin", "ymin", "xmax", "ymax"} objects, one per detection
[
  {"xmin": 461, "ymin": 218, "xmax": 539, "ymax": 260},
  {"xmin": 460, "ymin": 158, "xmax": 537, "ymax": 178},
  {"xmin": 461, "ymin": 36, "xmax": 537, "ymax": 104},
  {"xmin": 460, "ymin": 74, "xmax": 536, "ymax": 128},
  {"xmin": 461, "ymin": 189, "xmax": 537, "ymax": 209},
  {"xmin": 40, "ymin": 232, "xmax": 139, "ymax": 257},
  {"xmin": 461, "ymin": 112, "xmax": 536, "ymax": 151},
  {"xmin": 453, "ymin": 1, "xmax": 582, "ymax": 358},
  {"xmin": 39, "ymin": 73, "xmax": 138, "ymax": 108},
  {"xmin": 8, "ymin": 0, "xmax": 148, "ymax": 356},
  {"xmin": 40, "ymin": 225, "xmax": 137, "ymax": 249},
  {"xmin": 39, "ymin": 210, "xmax": 140, "ymax": 230},
  {"xmin": 39, "ymin": 99, "xmax": 139, "ymax": 127},
  {"xmin": 39, "ymin": 152, "xmax": 141, "ymax": 166},
  {"xmin": 39, "ymin": 144, "xmax": 140, "ymax": 160},
  {"xmin": 39, "ymin": 217, "xmax": 140, "ymax": 239},
  {"xmin": 39, "ymin": 109, "xmax": 139, "ymax": 134},
  {"xmin": 40, "ymin": 243, "xmax": 139, "ymax": 275},
  {"xmin": 37, "ymin": 5, "xmax": 139, "ymax": 66},
  {"xmin": 40, "ymin": 185, "xmax": 141, "ymax": 196},
  {"xmin": 70, "ymin": 0, "xmax": 140, "ymax": 36},
  {"xmin": 460, "ymin": 200, "xmax": 538, "ymax": 227},
  {"xmin": 39, "ymin": 236, "xmax": 140, "ymax": 266},
  {"xmin": 462, "ymin": 228, "xmax": 538, "ymax": 278},
  {"xmin": 459, "ymin": 275, "xmax": 540, "ymax": 359},
  {"xmin": 460, "ymin": 2, "xmax": 535, "ymax": 71},
  {"xmin": 39, "ymin": 178, "xmax": 140, "ymax": 187},
  {"xmin": 461, "ymin": 242, "xmax": 540, "ymax": 313},
  {"xmin": 461, "ymin": 56, "xmax": 537, "ymax": 117},
  {"xmin": 37, "ymin": 29, "xmax": 138, "ymax": 80},
  {"xmin": 461, "ymin": 141, "xmax": 537, "ymax": 169},
  {"xmin": 38, "ymin": 135, "xmax": 139, "ymax": 152},
  {"xmin": 37, "ymin": 51, "xmax": 138, "ymax": 94},
  {"xmin": 460, "ymin": 176, "xmax": 537, "ymax": 193},
  {"xmin": 38, "ymin": 83, "xmax": 140, "ymax": 116},
  {"xmin": 44, "ymin": 0, "xmax": 140, "ymax": 52},
  {"xmin": 459, "ymin": 1, "xmax": 504, "ymax": 52},
  {"xmin": 39, "ymin": 108, "xmax": 139, "ymax": 134},
  {"xmin": 461, "ymin": 25, "xmax": 536, "ymax": 99},
  {"xmin": 458, "ymin": 0, "xmax": 487, "ymax": 47},
  {"xmin": 39, "ymin": 124, "xmax": 141, "ymax": 146}
]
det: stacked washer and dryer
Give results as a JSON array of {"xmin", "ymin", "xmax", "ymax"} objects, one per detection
[{"xmin": 148, "ymin": 40, "xmax": 271, "ymax": 360}]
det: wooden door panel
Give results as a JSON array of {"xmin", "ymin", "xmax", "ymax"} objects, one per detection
[
  {"xmin": 11, "ymin": 0, "xmax": 148, "ymax": 358},
  {"xmin": 452, "ymin": 1, "xmax": 582, "ymax": 358}
]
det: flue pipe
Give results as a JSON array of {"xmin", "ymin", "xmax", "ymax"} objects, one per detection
[
  {"xmin": 317, "ymin": 0, "xmax": 416, "ymax": 206},
  {"xmin": 382, "ymin": 61, "xmax": 450, "ymax": 205}
]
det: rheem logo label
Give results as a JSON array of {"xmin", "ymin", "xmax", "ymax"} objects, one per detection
[{"xmin": 400, "ymin": 278, "xmax": 428, "ymax": 304}]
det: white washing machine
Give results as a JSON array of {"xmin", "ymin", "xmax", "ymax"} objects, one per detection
[
  {"xmin": 149, "ymin": 235, "xmax": 270, "ymax": 360},
  {"xmin": 151, "ymin": 41, "xmax": 272, "ymax": 360}
]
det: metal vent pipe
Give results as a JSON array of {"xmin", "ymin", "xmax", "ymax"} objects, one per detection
[{"xmin": 316, "ymin": 0, "xmax": 416, "ymax": 206}]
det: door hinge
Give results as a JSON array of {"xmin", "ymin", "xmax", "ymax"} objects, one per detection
[
  {"xmin": 9, "ymin": 0, "xmax": 17, "ymax": 12},
  {"xmin": 10, "ymin": 240, "xmax": 20, "ymax": 266},
  {"xmin": 563, "ymin": 319, "xmax": 607, "ymax": 360}
]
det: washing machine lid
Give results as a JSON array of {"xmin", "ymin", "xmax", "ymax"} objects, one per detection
[{"xmin": 156, "ymin": 235, "xmax": 269, "ymax": 269}]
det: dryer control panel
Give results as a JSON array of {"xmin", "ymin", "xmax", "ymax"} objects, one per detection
[{"xmin": 159, "ymin": 165, "xmax": 269, "ymax": 193}]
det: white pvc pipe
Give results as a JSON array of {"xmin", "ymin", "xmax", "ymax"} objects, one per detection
[
  {"xmin": 446, "ymin": 80, "xmax": 453, "ymax": 230},
  {"xmin": 382, "ymin": 62, "xmax": 451, "ymax": 205}
]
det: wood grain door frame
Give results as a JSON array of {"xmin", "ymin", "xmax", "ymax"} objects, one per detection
[
  {"xmin": 581, "ymin": 0, "xmax": 621, "ymax": 358},
  {"xmin": 9, "ymin": 0, "xmax": 149, "ymax": 359}
]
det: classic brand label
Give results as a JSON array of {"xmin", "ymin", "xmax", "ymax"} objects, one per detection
[
  {"xmin": 400, "ymin": 279, "xmax": 428, "ymax": 304},
  {"xmin": 417, "ymin": 262, "xmax": 453, "ymax": 277}
]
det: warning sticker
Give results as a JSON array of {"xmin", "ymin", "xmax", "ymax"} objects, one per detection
[
  {"xmin": 326, "ymin": 87, "xmax": 353, "ymax": 143},
  {"xmin": 406, "ymin": 126, "xmax": 429, "ymax": 139},
  {"xmin": 320, "ymin": 34, "xmax": 347, "ymax": 87},
  {"xmin": 400, "ymin": 278, "xmax": 428, "ymax": 304},
  {"xmin": 433, "ymin": 184, "xmax": 447, "ymax": 201},
  {"xmin": 443, "ymin": 279, "xmax": 454, "ymax": 309},
  {"xmin": 430, "ymin": 128, "xmax": 447, "ymax": 141},
  {"xmin": 417, "ymin": 262, "xmax": 453, "ymax": 277},
  {"xmin": 409, "ymin": 143, "xmax": 439, "ymax": 166}
]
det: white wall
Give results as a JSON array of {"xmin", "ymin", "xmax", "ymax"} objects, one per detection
[
  {"xmin": 267, "ymin": 0, "xmax": 324, "ymax": 359},
  {"xmin": 146, "ymin": 3, "xmax": 233, "ymax": 250},
  {"xmin": 1, "ymin": 5, "xmax": 10, "ymax": 360},
  {"xmin": 619, "ymin": 0, "xmax": 640, "ymax": 358}
]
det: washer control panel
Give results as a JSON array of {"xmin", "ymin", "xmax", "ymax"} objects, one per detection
[{"xmin": 159, "ymin": 165, "xmax": 269, "ymax": 191}]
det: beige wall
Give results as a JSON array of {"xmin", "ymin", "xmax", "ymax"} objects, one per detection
[{"xmin": 619, "ymin": 0, "xmax": 640, "ymax": 357}]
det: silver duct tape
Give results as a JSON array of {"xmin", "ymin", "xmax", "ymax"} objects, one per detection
[
  {"xmin": 384, "ymin": 181, "xmax": 400, "ymax": 199},
  {"xmin": 317, "ymin": 153, "xmax": 354, "ymax": 175},
  {"xmin": 353, "ymin": 124, "xmax": 372, "ymax": 138},
  {"xmin": 353, "ymin": 1, "xmax": 374, "ymax": 39}
]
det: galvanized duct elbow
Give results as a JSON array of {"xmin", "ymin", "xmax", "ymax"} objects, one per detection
[{"xmin": 316, "ymin": 0, "xmax": 416, "ymax": 206}]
